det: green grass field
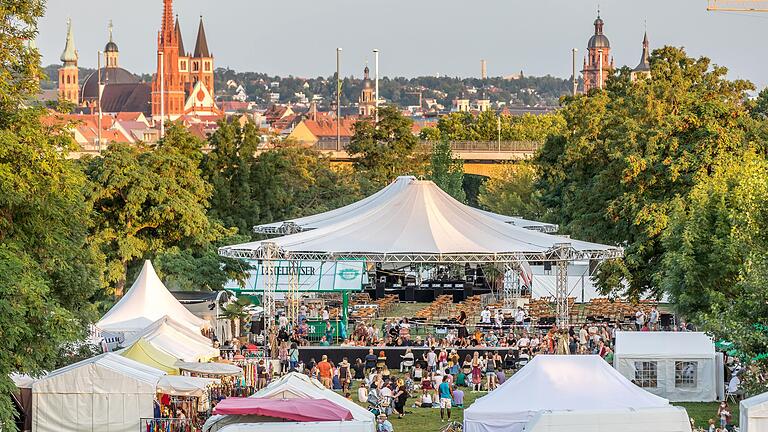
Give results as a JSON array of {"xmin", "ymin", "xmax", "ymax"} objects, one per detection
[{"xmin": 347, "ymin": 379, "xmax": 738, "ymax": 432}]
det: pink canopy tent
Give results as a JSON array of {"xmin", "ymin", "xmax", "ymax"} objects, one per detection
[{"xmin": 212, "ymin": 397, "xmax": 353, "ymax": 422}]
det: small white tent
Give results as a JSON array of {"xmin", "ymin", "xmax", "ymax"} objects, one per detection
[
  {"xmin": 463, "ymin": 355, "xmax": 691, "ymax": 432},
  {"xmin": 96, "ymin": 260, "xmax": 208, "ymax": 337},
  {"xmin": 31, "ymin": 353, "xmax": 164, "ymax": 432},
  {"xmin": 204, "ymin": 372, "xmax": 375, "ymax": 432},
  {"xmin": 121, "ymin": 315, "xmax": 219, "ymax": 362},
  {"xmin": 614, "ymin": 331, "xmax": 717, "ymax": 402},
  {"xmin": 740, "ymin": 391, "xmax": 768, "ymax": 432}
]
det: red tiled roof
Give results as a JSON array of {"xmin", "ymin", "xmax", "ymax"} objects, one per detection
[{"xmin": 302, "ymin": 118, "xmax": 358, "ymax": 138}]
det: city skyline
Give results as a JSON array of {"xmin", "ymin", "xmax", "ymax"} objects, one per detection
[{"xmin": 37, "ymin": 0, "xmax": 768, "ymax": 90}]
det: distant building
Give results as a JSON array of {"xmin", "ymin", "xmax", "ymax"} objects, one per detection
[
  {"xmin": 452, "ymin": 96, "xmax": 470, "ymax": 112},
  {"xmin": 57, "ymin": 19, "xmax": 79, "ymax": 104},
  {"xmin": 287, "ymin": 116, "xmax": 356, "ymax": 147},
  {"xmin": 359, "ymin": 65, "xmax": 375, "ymax": 117},
  {"xmin": 631, "ymin": 32, "xmax": 651, "ymax": 82},
  {"xmin": 582, "ymin": 12, "xmax": 614, "ymax": 92}
]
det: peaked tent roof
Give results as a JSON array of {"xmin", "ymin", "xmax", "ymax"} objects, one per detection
[
  {"xmin": 615, "ymin": 331, "xmax": 715, "ymax": 358},
  {"xmin": 253, "ymin": 176, "xmax": 558, "ymax": 234},
  {"xmin": 740, "ymin": 390, "xmax": 768, "ymax": 432},
  {"xmin": 221, "ymin": 176, "xmax": 620, "ymax": 263},
  {"xmin": 212, "ymin": 397, "xmax": 353, "ymax": 422},
  {"xmin": 122, "ymin": 315, "xmax": 219, "ymax": 362},
  {"xmin": 96, "ymin": 260, "xmax": 207, "ymax": 335},
  {"xmin": 464, "ymin": 355, "xmax": 669, "ymax": 431},
  {"xmin": 119, "ymin": 337, "xmax": 181, "ymax": 374},
  {"xmin": 193, "ymin": 17, "xmax": 210, "ymax": 58}
]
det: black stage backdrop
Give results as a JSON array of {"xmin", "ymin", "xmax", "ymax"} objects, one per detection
[{"xmin": 297, "ymin": 346, "xmax": 514, "ymax": 369}]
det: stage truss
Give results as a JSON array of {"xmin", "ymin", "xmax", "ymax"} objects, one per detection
[{"xmin": 224, "ymin": 242, "xmax": 622, "ymax": 327}]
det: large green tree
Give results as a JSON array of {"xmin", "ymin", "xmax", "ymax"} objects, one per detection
[
  {"xmin": 428, "ymin": 139, "xmax": 465, "ymax": 202},
  {"xmin": 0, "ymin": 1, "xmax": 102, "ymax": 427},
  {"xmin": 478, "ymin": 162, "xmax": 544, "ymax": 220},
  {"xmin": 202, "ymin": 119, "xmax": 261, "ymax": 238},
  {"xmin": 535, "ymin": 47, "xmax": 763, "ymax": 298},
  {"xmin": 86, "ymin": 124, "xmax": 227, "ymax": 296},
  {"xmin": 661, "ymin": 151, "xmax": 768, "ymax": 395},
  {"xmin": 348, "ymin": 105, "xmax": 424, "ymax": 190}
]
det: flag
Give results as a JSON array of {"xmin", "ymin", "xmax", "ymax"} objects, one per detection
[{"xmin": 519, "ymin": 261, "xmax": 533, "ymax": 288}]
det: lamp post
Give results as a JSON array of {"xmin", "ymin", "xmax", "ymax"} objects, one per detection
[
  {"xmin": 373, "ymin": 48, "xmax": 379, "ymax": 123},
  {"xmin": 97, "ymin": 50, "xmax": 103, "ymax": 152},
  {"xmin": 159, "ymin": 50, "xmax": 165, "ymax": 139},
  {"xmin": 336, "ymin": 47, "xmax": 342, "ymax": 151},
  {"xmin": 572, "ymin": 48, "xmax": 578, "ymax": 96}
]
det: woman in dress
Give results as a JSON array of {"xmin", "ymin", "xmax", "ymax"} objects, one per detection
[
  {"xmin": 471, "ymin": 351, "xmax": 483, "ymax": 392},
  {"xmin": 457, "ymin": 311, "xmax": 469, "ymax": 342}
]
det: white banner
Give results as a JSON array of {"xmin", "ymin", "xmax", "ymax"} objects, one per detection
[{"xmin": 225, "ymin": 260, "xmax": 365, "ymax": 293}]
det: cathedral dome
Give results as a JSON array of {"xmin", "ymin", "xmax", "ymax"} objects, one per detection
[
  {"xmin": 588, "ymin": 34, "xmax": 610, "ymax": 49},
  {"xmin": 104, "ymin": 40, "xmax": 119, "ymax": 53},
  {"xmin": 81, "ymin": 67, "xmax": 139, "ymax": 100}
]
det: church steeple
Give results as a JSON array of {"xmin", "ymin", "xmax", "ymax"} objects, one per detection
[
  {"xmin": 632, "ymin": 30, "xmax": 651, "ymax": 81},
  {"xmin": 193, "ymin": 16, "xmax": 210, "ymax": 58},
  {"xmin": 152, "ymin": 0, "xmax": 185, "ymax": 120},
  {"xmin": 58, "ymin": 18, "xmax": 79, "ymax": 104},
  {"xmin": 175, "ymin": 16, "xmax": 185, "ymax": 57},
  {"xmin": 104, "ymin": 20, "xmax": 119, "ymax": 68}
]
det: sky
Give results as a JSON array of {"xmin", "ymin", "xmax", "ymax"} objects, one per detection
[{"xmin": 37, "ymin": 0, "xmax": 768, "ymax": 89}]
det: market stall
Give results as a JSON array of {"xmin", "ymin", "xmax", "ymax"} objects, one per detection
[
  {"xmin": 96, "ymin": 260, "xmax": 209, "ymax": 341},
  {"xmin": 614, "ymin": 331, "xmax": 718, "ymax": 402},
  {"xmin": 740, "ymin": 390, "xmax": 768, "ymax": 432},
  {"xmin": 463, "ymin": 355, "xmax": 691, "ymax": 432},
  {"xmin": 120, "ymin": 337, "xmax": 181, "ymax": 374},
  {"xmin": 122, "ymin": 315, "xmax": 219, "ymax": 362}
]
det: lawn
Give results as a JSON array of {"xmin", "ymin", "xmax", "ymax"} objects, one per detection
[{"xmin": 348, "ymin": 379, "xmax": 739, "ymax": 432}]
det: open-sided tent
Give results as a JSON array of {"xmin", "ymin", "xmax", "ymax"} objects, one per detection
[
  {"xmin": 96, "ymin": 260, "xmax": 208, "ymax": 337},
  {"xmin": 204, "ymin": 372, "xmax": 375, "ymax": 432},
  {"xmin": 221, "ymin": 177, "xmax": 620, "ymax": 263},
  {"xmin": 253, "ymin": 176, "xmax": 559, "ymax": 235},
  {"xmin": 614, "ymin": 331, "xmax": 717, "ymax": 402},
  {"xmin": 463, "ymin": 355, "xmax": 690, "ymax": 432},
  {"xmin": 122, "ymin": 315, "xmax": 219, "ymax": 362},
  {"xmin": 119, "ymin": 337, "xmax": 181, "ymax": 374},
  {"xmin": 31, "ymin": 353, "xmax": 165, "ymax": 432},
  {"xmin": 740, "ymin": 391, "xmax": 768, "ymax": 432}
]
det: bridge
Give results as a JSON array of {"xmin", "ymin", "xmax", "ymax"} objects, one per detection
[{"xmin": 315, "ymin": 140, "xmax": 542, "ymax": 177}]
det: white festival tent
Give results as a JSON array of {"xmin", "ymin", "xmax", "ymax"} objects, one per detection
[
  {"xmin": 96, "ymin": 260, "xmax": 208, "ymax": 337},
  {"xmin": 31, "ymin": 353, "xmax": 215, "ymax": 432},
  {"xmin": 120, "ymin": 315, "xmax": 220, "ymax": 362},
  {"xmin": 614, "ymin": 331, "xmax": 717, "ymax": 402},
  {"xmin": 221, "ymin": 176, "xmax": 620, "ymax": 263},
  {"xmin": 740, "ymin": 391, "xmax": 768, "ymax": 432},
  {"xmin": 204, "ymin": 372, "xmax": 375, "ymax": 432},
  {"xmin": 463, "ymin": 355, "xmax": 691, "ymax": 432},
  {"xmin": 254, "ymin": 176, "xmax": 559, "ymax": 235}
]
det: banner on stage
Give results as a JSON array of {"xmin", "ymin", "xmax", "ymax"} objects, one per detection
[{"xmin": 225, "ymin": 260, "xmax": 365, "ymax": 293}]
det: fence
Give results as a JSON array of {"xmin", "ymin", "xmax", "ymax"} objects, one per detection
[
  {"xmin": 311, "ymin": 140, "xmax": 542, "ymax": 153},
  {"xmin": 140, "ymin": 418, "xmax": 200, "ymax": 432}
]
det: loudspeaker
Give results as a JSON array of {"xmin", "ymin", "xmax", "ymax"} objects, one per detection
[
  {"xmin": 375, "ymin": 283, "xmax": 385, "ymax": 299},
  {"xmin": 405, "ymin": 286, "xmax": 415, "ymax": 302},
  {"xmin": 544, "ymin": 262, "xmax": 552, "ymax": 271}
]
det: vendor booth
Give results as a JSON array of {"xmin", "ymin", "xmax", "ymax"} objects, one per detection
[
  {"xmin": 463, "ymin": 355, "xmax": 691, "ymax": 432},
  {"xmin": 119, "ymin": 337, "xmax": 181, "ymax": 374},
  {"xmin": 122, "ymin": 315, "xmax": 219, "ymax": 362},
  {"xmin": 203, "ymin": 372, "xmax": 375, "ymax": 432},
  {"xmin": 96, "ymin": 260, "xmax": 208, "ymax": 340},
  {"xmin": 614, "ymin": 331, "xmax": 718, "ymax": 402},
  {"xmin": 740, "ymin": 390, "xmax": 768, "ymax": 432}
]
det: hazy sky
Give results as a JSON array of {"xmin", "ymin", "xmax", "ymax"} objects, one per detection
[{"xmin": 37, "ymin": 0, "xmax": 768, "ymax": 89}]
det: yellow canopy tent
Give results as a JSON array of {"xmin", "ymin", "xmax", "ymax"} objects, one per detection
[{"xmin": 119, "ymin": 337, "xmax": 180, "ymax": 375}]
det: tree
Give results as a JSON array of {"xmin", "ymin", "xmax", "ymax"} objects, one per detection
[
  {"xmin": 202, "ymin": 119, "xmax": 261, "ymax": 238},
  {"xmin": 221, "ymin": 297, "xmax": 252, "ymax": 339},
  {"xmin": 535, "ymin": 47, "xmax": 762, "ymax": 299},
  {"xmin": 478, "ymin": 162, "xmax": 544, "ymax": 219},
  {"xmin": 660, "ymin": 151, "xmax": 768, "ymax": 395},
  {"xmin": 251, "ymin": 145, "xmax": 362, "ymax": 224},
  {"xmin": 428, "ymin": 139, "xmax": 465, "ymax": 202},
  {"xmin": 86, "ymin": 125, "xmax": 227, "ymax": 296},
  {"xmin": 347, "ymin": 105, "xmax": 424, "ymax": 190}
]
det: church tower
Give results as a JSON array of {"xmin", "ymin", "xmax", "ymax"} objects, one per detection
[
  {"xmin": 175, "ymin": 16, "xmax": 191, "ymax": 89},
  {"xmin": 104, "ymin": 21, "xmax": 119, "ymax": 68},
  {"xmin": 151, "ymin": 0, "xmax": 185, "ymax": 120},
  {"xmin": 581, "ymin": 12, "xmax": 614, "ymax": 93},
  {"xmin": 359, "ymin": 65, "xmax": 375, "ymax": 117},
  {"xmin": 190, "ymin": 16, "xmax": 214, "ymax": 95},
  {"xmin": 631, "ymin": 31, "xmax": 651, "ymax": 82},
  {"xmin": 58, "ymin": 18, "xmax": 79, "ymax": 104}
]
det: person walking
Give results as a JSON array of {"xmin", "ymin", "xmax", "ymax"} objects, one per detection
[
  {"xmin": 339, "ymin": 357, "xmax": 352, "ymax": 393},
  {"xmin": 317, "ymin": 355, "xmax": 333, "ymax": 388},
  {"xmin": 438, "ymin": 375, "xmax": 453, "ymax": 422}
]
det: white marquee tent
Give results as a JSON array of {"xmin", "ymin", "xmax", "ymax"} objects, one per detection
[
  {"xmin": 121, "ymin": 315, "xmax": 219, "ymax": 362},
  {"xmin": 740, "ymin": 391, "xmax": 768, "ymax": 432},
  {"xmin": 221, "ymin": 177, "xmax": 620, "ymax": 263},
  {"xmin": 204, "ymin": 372, "xmax": 375, "ymax": 432},
  {"xmin": 31, "ymin": 353, "xmax": 215, "ymax": 432},
  {"xmin": 614, "ymin": 331, "xmax": 717, "ymax": 402},
  {"xmin": 463, "ymin": 355, "xmax": 691, "ymax": 432},
  {"xmin": 254, "ymin": 176, "xmax": 559, "ymax": 235},
  {"xmin": 96, "ymin": 260, "xmax": 208, "ymax": 337}
]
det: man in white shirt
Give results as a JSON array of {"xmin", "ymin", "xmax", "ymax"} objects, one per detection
[
  {"xmin": 494, "ymin": 310, "xmax": 504, "ymax": 329},
  {"xmin": 515, "ymin": 307, "xmax": 525, "ymax": 326},
  {"xmin": 480, "ymin": 307, "xmax": 491, "ymax": 324},
  {"xmin": 635, "ymin": 310, "xmax": 645, "ymax": 331},
  {"xmin": 578, "ymin": 324, "xmax": 589, "ymax": 347},
  {"xmin": 424, "ymin": 347, "xmax": 438, "ymax": 372},
  {"xmin": 322, "ymin": 307, "xmax": 330, "ymax": 322}
]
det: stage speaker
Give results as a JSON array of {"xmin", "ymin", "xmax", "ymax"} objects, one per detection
[
  {"xmin": 375, "ymin": 283, "xmax": 385, "ymax": 299},
  {"xmin": 543, "ymin": 262, "xmax": 552, "ymax": 271},
  {"xmin": 405, "ymin": 286, "xmax": 415, "ymax": 302}
]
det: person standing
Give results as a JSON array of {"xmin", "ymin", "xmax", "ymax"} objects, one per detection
[
  {"xmin": 471, "ymin": 351, "xmax": 483, "ymax": 392},
  {"xmin": 480, "ymin": 307, "xmax": 492, "ymax": 325},
  {"xmin": 317, "ymin": 355, "xmax": 333, "ymax": 388},
  {"xmin": 634, "ymin": 309, "xmax": 646, "ymax": 331},
  {"xmin": 339, "ymin": 357, "xmax": 352, "ymax": 393},
  {"xmin": 649, "ymin": 306, "xmax": 659, "ymax": 331},
  {"xmin": 438, "ymin": 375, "xmax": 453, "ymax": 422},
  {"xmin": 393, "ymin": 379, "xmax": 408, "ymax": 419},
  {"xmin": 457, "ymin": 311, "xmax": 469, "ymax": 342},
  {"xmin": 365, "ymin": 348, "xmax": 378, "ymax": 373}
]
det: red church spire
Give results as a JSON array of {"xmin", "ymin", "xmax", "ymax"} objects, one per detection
[{"xmin": 152, "ymin": 0, "xmax": 185, "ymax": 120}]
